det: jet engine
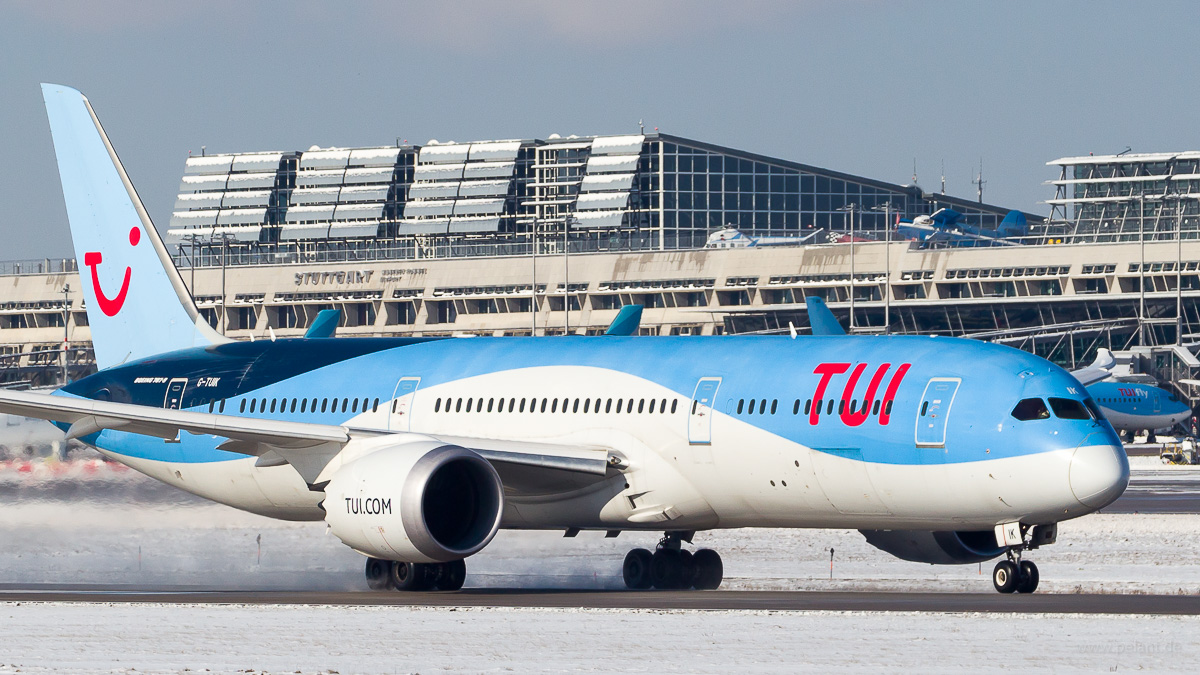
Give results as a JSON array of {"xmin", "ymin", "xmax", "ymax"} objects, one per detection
[
  {"xmin": 323, "ymin": 440, "xmax": 504, "ymax": 563},
  {"xmin": 859, "ymin": 529, "xmax": 1005, "ymax": 565}
]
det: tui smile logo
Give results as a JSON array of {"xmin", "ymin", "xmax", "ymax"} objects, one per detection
[{"xmin": 83, "ymin": 226, "xmax": 140, "ymax": 317}]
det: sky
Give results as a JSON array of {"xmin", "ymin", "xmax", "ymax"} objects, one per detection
[{"xmin": 2, "ymin": 0, "xmax": 1198, "ymax": 259}]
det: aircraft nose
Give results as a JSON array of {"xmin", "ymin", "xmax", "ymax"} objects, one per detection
[{"xmin": 1068, "ymin": 434, "xmax": 1129, "ymax": 509}]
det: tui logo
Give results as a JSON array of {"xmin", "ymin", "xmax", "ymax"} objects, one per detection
[{"xmin": 83, "ymin": 226, "xmax": 140, "ymax": 317}]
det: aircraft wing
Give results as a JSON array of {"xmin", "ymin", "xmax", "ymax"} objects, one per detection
[
  {"xmin": 1070, "ymin": 348, "xmax": 1116, "ymax": 387},
  {"xmin": 0, "ymin": 390, "xmax": 618, "ymax": 494}
]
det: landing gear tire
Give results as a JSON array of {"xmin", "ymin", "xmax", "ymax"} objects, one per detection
[
  {"xmin": 691, "ymin": 549, "xmax": 723, "ymax": 590},
  {"xmin": 1017, "ymin": 561, "xmax": 1040, "ymax": 594},
  {"xmin": 650, "ymin": 549, "xmax": 683, "ymax": 589},
  {"xmin": 438, "ymin": 559, "xmax": 467, "ymax": 591},
  {"xmin": 623, "ymin": 548, "xmax": 653, "ymax": 590},
  {"xmin": 365, "ymin": 557, "xmax": 393, "ymax": 591},
  {"xmin": 993, "ymin": 560, "xmax": 1020, "ymax": 594},
  {"xmin": 390, "ymin": 561, "xmax": 430, "ymax": 591}
]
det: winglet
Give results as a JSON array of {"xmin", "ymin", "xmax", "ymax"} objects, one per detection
[
  {"xmin": 805, "ymin": 296, "xmax": 846, "ymax": 336},
  {"xmin": 304, "ymin": 309, "xmax": 342, "ymax": 338},
  {"xmin": 605, "ymin": 305, "xmax": 643, "ymax": 336}
]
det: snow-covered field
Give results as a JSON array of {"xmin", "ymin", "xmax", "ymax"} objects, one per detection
[{"xmin": 0, "ymin": 602, "xmax": 1196, "ymax": 674}]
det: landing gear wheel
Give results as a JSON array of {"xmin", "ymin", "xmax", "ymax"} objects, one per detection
[
  {"xmin": 623, "ymin": 548, "xmax": 652, "ymax": 590},
  {"xmin": 1017, "ymin": 561, "xmax": 1040, "ymax": 594},
  {"xmin": 992, "ymin": 560, "xmax": 1019, "ymax": 594},
  {"xmin": 692, "ymin": 549, "xmax": 723, "ymax": 590},
  {"xmin": 438, "ymin": 559, "xmax": 467, "ymax": 591},
  {"xmin": 677, "ymin": 550, "xmax": 695, "ymax": 590},
  {"xmin": 390, "ymin": 561, "xmax": 430, "ymax": 591},
  {"xmin": 365, "ymin": 557, "xmax": 392, "ymax": 591},
  {"xmin": 650, "ymin": 549, "xmax": 682, "ymax": 589}
]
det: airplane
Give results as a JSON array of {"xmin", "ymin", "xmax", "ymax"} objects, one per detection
[
  {"xmin": 804, "ymin": 297, "xmax": 1191, "ymax": 438},
  {"xmin": 1087, "ymin": 380, "xmax": 1192, "ymax": 439},
  {"xmin": 0, "ymin": 84, "xmax": 1129, "ymax": 596},
  {"xmin": 896, "ymin": 208, "xmax": 1028, "ymax": 247}
]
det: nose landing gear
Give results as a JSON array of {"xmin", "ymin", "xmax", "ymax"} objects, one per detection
[
  {"xmin": 992, "ymin": 551, "xmax": 1039, "ymax": 594},
  {"xmin": 991, "ymin": 522, "xmax": 1054, "ymax": 594},
  {"xmin": 622, "ymin": 531, "xmax": 724, "ymax": 590}
]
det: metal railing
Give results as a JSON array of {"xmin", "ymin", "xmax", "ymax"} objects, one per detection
[{"xmin": 0, "ymin": 258, "xmax": 78, "ymax": 277}]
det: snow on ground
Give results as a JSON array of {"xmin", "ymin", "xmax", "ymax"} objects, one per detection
[
  {"xmin": 5, "ymin": 481, "xmax": 1200, "ymax": 595},
  {"xmin": 0, "ymin": 602, "xmax": 1196, "ymax": 674}
]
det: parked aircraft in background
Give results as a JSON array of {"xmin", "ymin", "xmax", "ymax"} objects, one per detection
[
  {"xmin": 0, "ymin": 85, "xmax": 1130, "ymax": 598},
  {"xmin": 897, "ymin": 208, "xmax": 1028, "ymax": 247}
]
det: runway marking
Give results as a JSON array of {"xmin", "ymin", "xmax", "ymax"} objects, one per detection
[{"xmin": 2, "ymin": 588, "xmax": 1200, "ymax": 615}]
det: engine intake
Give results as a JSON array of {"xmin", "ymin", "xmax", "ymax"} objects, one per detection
[
  {"xmin": 324, "ymin": 441, "xmax": 503, "ymax": 563},
  {"xmin": 859, "ymin": 529, "xmax": 1005, "ymax": 565}
]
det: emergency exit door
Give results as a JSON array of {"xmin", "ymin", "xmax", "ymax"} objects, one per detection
[
  {"xmin": 689, "ymin": 377, "xmax": 721, "ymax": 445},
  {"xmin": 915, "ymin": 378, "xmax": 960, "ymax": 447},
  {"xmin": 389, "ymin": 377, "xmax": 421, "ymax": 431}
]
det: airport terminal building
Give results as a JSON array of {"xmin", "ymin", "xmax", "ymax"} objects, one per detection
[{"xmin": 4, "ymin": 137, "xmax": 1200, "ymax": 405}]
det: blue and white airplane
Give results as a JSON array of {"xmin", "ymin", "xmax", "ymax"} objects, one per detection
[
  {"xmin": 1088, "ymin": 380, "xmax": 1192, "ymax": 437},
  {"xmin": 0, "ymin": 85, "xmax": 1130, "ymax": 595}
]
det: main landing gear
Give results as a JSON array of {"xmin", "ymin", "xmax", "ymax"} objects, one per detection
[
  {"xmin": 622, "ymin": 531, "xmax": 723, "ymax": 590},
  {"xmin": 365, "ymin": 557, "xmax": 467, "ymax": 592}
]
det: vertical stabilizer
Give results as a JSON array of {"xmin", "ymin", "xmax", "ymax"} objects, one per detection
[{"xmin": 41, "ymin": 84, "xmax": 228, "ymax": 368}]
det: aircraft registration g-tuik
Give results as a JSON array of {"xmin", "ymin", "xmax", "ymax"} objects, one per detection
[{"xmin": 0, "ymin": 85, "xmax": 1130, "ymax": 595}]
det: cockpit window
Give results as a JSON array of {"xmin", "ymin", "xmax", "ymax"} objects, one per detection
[
  {"xmin": 1011, "ymin": 398, "xmax": 1050, "ymax": 421},
  {"xmin": 1049, "ymin": 397, "xmax": 1090, "ymax": 420},
  {"xmin": 1082, "ymin": 397, "xmax": 1105, "ymax": 421}
]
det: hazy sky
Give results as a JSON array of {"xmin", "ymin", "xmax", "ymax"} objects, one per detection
[{"xmin": 2, "ymin": 0, "xmax": 1198, "ymax": 259}]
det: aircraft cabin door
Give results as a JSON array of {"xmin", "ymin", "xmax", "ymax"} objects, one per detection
[
  {"xmin": 689, "ymin": 377, "xmax": 722, "ymax": 445},
  {"xmin": 1152, "ymin": 390, "xmax": 1161, "ymax": 413},
  {"xmin": 389, "ymin": 377, "xmax": 421, "ymax": 431},
  {"xmin": 163, "ymin": 378, "xmax": 188, "ymax": 410},
  {"xmin": 915, "ymin": 378, "xmax": 961, "ymax": 447}
]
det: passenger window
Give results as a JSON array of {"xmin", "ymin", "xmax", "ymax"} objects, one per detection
[
  {"xmin": 1010, "ymin": 398, "xmax": 1050, "ymax": 421},
  {"xmin": 638, "ymin": 399, "xmax": 645, "ymax": 413},
  {"xmin": 311, "ymin": 398, "xmax": 318, "ymax": 413},
  {"xmin": 341, "ymin": 399, "xmax": 349, "ymax": 414},
  {"xmin": 803, "ymin": 399, "xmax": 811, "ymax": 415},
  {"xmin": 466, "ymin": 398, "xmax": 474, "ymax": 413},
  {"xmin": 584, "ymin": 398, "xmax": 591, "ymax": 413},
  {"xmin": 814, "ymin": 399, "xmax": 822, "ymax": 414},
  {"xmin": 827, "ymin": 400, "xmax": 834, "ymax": 415},
  {"xmin": 920, "ymin": 401, "xmax": 928, "ymax": 416},
  {"xmin": 671, "ymin": 400, "xmax": 678, "ymax": 414},
  {"xmin": 372, "ymin": 398, "xmax": 379, "ymax": 413},
  {"xmin": 488, "ymin": 398, "xmax": 495, "ymax": 413},
  {"xmin": 208, "ymin": 401, "xmax": 214, "ymax": 413},
  {"xmin": 240, "ymin": 400, "xmax": 247, "ymax": 413},
  {"xmin": 837, "ymin": 400, "xmax": 844, "ymax": 415},
  {"xmin": 760, "ymin": 400, "xmax": 768, "ymax": 415},
  {"xmin": 519, "ymin": 398, "xmax": 526, "ymax": 413},
  {"xmin": 627, "ymin": 398, "xmax": 635, "ymax": 413},
  {"xmin": 885, "ymin": 400, "xmax": 893, "ymax": 415},
  {"xmin": 737, "ymin": 399, "xmax": 745, "ymax": 414},
  {"xmin": 289, "ymin": 399, "xmax": 296, "ymax": 413},
  {"xmin": 661, "ymin": 398, "xmax": 668, "ymax": 413},
  {"xmin": 793, "ymin": 399, "xmax": 800, "ymax": 415},
  {"xmin": 573, "ymin": 399, "xmax": 580, "ymax": 413},
  {"xmin": 250, "ymin": 399, "xmax": 257, "ymax": 413},
  {"xmin": 649, "ymin": 399, "xmax": 656, "ymax": 414},
  {"xmin": 352, "ymin": 399, "xmax": 359, "ymax": 413},
  {"xmin": 270, "ymin": 399, "xmax": 277, "ymax": 413},
  {"xmin": 1049, "ymin": 397, "xmax": 1090, "ymax": 420},
  {"xmin": 541, "ymin": 399, "xmax": 548, "ymax": 413},
  {"xmin": 508, "ymin": 398, "xmax": 516, "ymax": 413},
  {"xmin": 617, "ymin": 399, "xmax": 624, "ymax": 414},
  {"xmin": 551, "ymin": 399, "xmax": 558, "ymax": 413},
  {"xmin": 770, "ymin": 400, "xmax": 778, "ymax": 415},
  {"xmin": 435, "ymin": 399, "xmax": 441, "ymax": 413},
  {"xmin": 320, "ymin": 399, "xmax": 328, "ymax": 413}
]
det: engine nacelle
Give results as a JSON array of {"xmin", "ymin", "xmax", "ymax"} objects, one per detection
[
  {"xmin": 324, "ymin": 440, "xmax": 503, "ymax": 563},
  {"xmin": 859, "ymin": 529, "xmax": 1005, "ymax": 565}
]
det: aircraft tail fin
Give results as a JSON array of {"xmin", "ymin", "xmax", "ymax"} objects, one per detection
[
  {"xmin": 604, "ymin": 305, "xmax": 643, "ymax": 336},
  {"xmin": 41, "ymin": 84, "xmax": 228, "ymax": 370},
  {"xmin": 304, "ymin": 309, "xmax": 342, "ymax": 338},
  {"xmin": 805, "ymin": 297, "xmax": 846, "ymax": 336}
]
